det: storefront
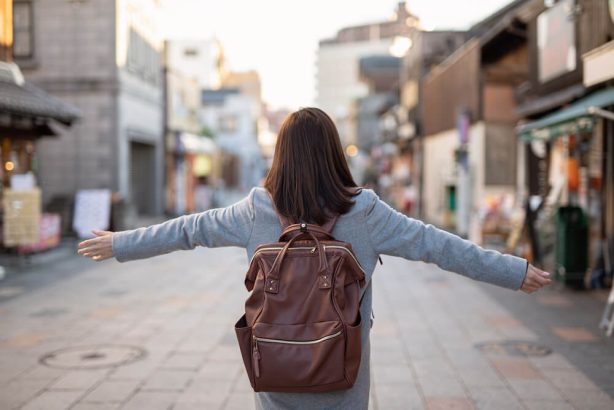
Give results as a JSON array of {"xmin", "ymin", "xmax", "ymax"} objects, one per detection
[
  {"xmin": 0, "ymin": 62, "xmax": 80, "ymax": 253},
  {"xmin": 166, "ymin": 131, "xmax": 219, "ymax": 216},
  {"xmin": 518, "ymin": 87, "xmax": 614, "ymax": 288}
]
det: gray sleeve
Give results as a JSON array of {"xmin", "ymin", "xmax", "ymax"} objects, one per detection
[
  {"xmin": 363, "ymin": 189, "xmax": 528, "ymax": 290},
  {"xmin": 111, "ymin": 187, "xmax": 257, "ymax": 262}
]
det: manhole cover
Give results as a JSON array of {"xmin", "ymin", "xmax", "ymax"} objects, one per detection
[
  {"xmin": 40, "ymin": 345, "xmax": 146, "ymax": 370},
  {"xmin": 475, "ymin": 340, "xmax": 552, "ymax": 357}
]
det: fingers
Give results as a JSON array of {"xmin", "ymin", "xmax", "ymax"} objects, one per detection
[
  {"xmin": 520, "ymin": 265, "xmax": 553, "ymax": 294},
  {"xmin": 77, "ymin": 231, "xmax": 114, "ymax": 262},
  {"xmin": 79, "ymin": 249, "xmax": 112, "ymax": 261}
]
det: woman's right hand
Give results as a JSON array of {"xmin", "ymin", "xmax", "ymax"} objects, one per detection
[
  {"xmin": 520, "ymin": 264, "xmax": 552, "ymax": 294},
  {"xmin": 77, "ymin": 230, "xmax": 114, "ymax": 262}
]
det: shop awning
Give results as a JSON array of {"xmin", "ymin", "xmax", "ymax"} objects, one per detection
[
  {"xmin": 517, "ymin": 87, "xmax": 614, "ymax": 142},
  {"xmin": 178, "ymin": 132, "xmax": 217, "ymax": 155},
  {"xmin": 0, "ymin": 63, "xmax": 81, "ymax": 127}
]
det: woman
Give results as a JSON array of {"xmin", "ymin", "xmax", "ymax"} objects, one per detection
[{"xmin": 78, "ymin": 107, "xmax": 551, "ymax": 409}]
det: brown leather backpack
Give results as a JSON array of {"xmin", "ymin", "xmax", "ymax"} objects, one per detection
[{"xmin": 234, "ymin": 214, "xmax": 366, "ymax": 393}]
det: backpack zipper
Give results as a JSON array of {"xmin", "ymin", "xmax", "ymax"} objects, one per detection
[
  {"xmin": 254, "ymin": 330, "xmax": 342, "ymax": 345},
  {"xmin": 251, "ymin": 330, "xmax": 342, "ymax": 378},
  {"xmin": 252, "ymin": 246, "xmax": 365, "ymax": 273}
]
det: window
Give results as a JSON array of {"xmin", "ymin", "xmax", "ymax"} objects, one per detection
[
  {"xmin": 13, "ymin": 1, "xmax": 34, "ymax": 59},
  {"xmin": 184, "ymin": 48, "xmax": 198, "ymax": 57},
  {"xmin": 537, "ymin": 0, "xmax": 577, "ymax": 83},
  {"xmin": 218, "ymin": 115, "xmax": 237, "ymax": 133}
]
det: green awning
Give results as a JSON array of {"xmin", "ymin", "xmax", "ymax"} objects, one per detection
[{"xmin": 518, "ymin": 87, "xmax": 614, "ymax": 142}]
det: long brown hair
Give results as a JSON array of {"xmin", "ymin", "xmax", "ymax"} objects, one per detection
[{"xmin": 264, "ymin": 107, "xmax": 360, "ymax": 225}]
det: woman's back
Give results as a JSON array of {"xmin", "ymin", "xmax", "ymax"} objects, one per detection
[{"xmin": 86, "ymin": 107, "xmax": 548, "ymax": 410}]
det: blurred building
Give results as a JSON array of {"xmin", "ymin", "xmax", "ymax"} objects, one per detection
[
  {"xmin": 316, "ymin": 1, "xmax": 418, "ymax": 146},
  {"xmin": 221, "ymin": 70, "xmax": 262, "ymax": 107},
  {"xmin": 0, "ymin": 0, "xmax": 80, "ymax": 250},
  {"xmin": 390, "ymin": 29, "xmax": 468, "ymax": 217},
  {"xmin": 356, "ymin": 56, "xmax": 401, "ymax": 152},
  {"xmin": 421, "ymin": 0, "xmax": 532, "ymax": 242},
  {"xmin": 514, "ymin": 0, "xmax": 614, "ymax": 285},
  {"xmin": 258, "ymin": 106, "xmax": 290, "ymax": 165},
  {"xmin": 13, "ymin": 0, "xmax": 165, "ymax": 227},
  {"xmin": 200, "ymin": 88, "xmax": 263, "ymax": 195},
  {"xmin": 163, "ymin": 40, "xmax": 219, "ymax": 216},
  {"xmin": 163, "ymin": 38, "xmax": 223, "ymax": 89}
]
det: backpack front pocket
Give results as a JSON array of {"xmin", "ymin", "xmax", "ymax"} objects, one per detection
[{"xmin": 251, "ymin": 320, "xmax": 345, "ymax": 390}]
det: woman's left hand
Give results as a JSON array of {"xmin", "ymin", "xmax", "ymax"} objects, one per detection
[
  {"xmin": 78, "ymin": 230, "xmax": 114, "ymax": 262},
  {"xmin": 520, "ymin": 264, "xmax": 552, "ymax": 294}
]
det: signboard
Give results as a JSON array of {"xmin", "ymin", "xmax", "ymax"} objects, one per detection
[
  {"xmin": 537, "ymin": 0, "xmax": 577, "ymax": 83},
  {"xmin": 72, "ymin": 189, "xmax": 111, "ymax": 239}
]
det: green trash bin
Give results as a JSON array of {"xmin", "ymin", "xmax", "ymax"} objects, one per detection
[{"xmin": 555, "ymin": 206, "xmax": 588, "ymax": 289}]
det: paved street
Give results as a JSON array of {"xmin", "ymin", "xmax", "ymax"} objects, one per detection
[{"xmin": 0, "ymin": 246, "xmax": 613, "ymax": 410}]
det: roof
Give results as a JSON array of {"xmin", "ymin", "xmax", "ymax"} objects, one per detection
[
  {"xmin": 0, "ymin": 62, "xmax": 81, "ymax": 126},
  {"xmin": 518, "ymin": 87, "xmax": 614, "ymax": 141},
  {"xmin": 201, "ymin": 88, "xmax": 240, "ymax": 105},
  {"xmin": 469, "ymin": 0, "xmax": 530, "ymax": 37}
]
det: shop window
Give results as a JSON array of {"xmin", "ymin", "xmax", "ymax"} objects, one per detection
[
  {"xmin": 12, "ymin": 1, "xmax": 34, "ymax": 59},
  {"xmin": 485, "ymin": 126, "xmax": 517, "ymax": 186}
]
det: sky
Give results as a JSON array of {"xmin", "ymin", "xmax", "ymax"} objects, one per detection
[{"xmin": 161, "ymin": 0, "xmax": 513, "ymax": 110}]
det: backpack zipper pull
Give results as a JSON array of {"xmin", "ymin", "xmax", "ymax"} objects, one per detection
[{"xmin": 252, "ymin": 336, "xmax": 261, "ymax": 378}]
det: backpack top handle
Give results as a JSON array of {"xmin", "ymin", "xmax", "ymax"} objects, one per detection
[{"xmin": 265, "ymin": 228, "xmax": 329, "ymax": 294}]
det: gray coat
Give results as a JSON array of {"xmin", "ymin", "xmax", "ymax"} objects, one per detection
[{"xmin": 112, "ymin": 187, "xmax": 528, "ymax": 410}]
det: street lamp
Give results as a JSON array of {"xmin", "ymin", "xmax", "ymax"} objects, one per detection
[{"xmin": 389, "ymin": 36, "xmax": 413, "ymax": 58}]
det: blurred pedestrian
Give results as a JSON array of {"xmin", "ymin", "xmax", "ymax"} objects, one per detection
[{"xmin": 78, "ymin": 107, "xmax": 551, "ymax": 409}]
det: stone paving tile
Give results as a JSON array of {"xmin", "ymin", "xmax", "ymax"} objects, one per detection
[
  {"xmin": 507, "ymin": 379, "xmax": 565, "ymax": 401},
  {"xmin": 536, "ymin": 294, "xmax": 573, "ymax": 307},
  {"xmin": 551, "ymin": 326, "xmax": 599, "ymax": 342},
  {"xmin": 523, "ymin": 399, "xmax": 576, "ymax": 410},
  {"xmin": 106, "ymin": 360, "xmax": 158, "ymax": 380},
  {"xmin": 141, "ymin": 369, "xmax": 194, "ymax": 391},
  {"xmin": 48, "ymin": 369, "xmax": 110, "ymax": 390},
  {"xmin": 20, "ymin": 390, "xmax": 85, "ymax": 410},
  {"xmin": 425, "ymin": 396, "xmax": 475, "ymax": 410},
  {"xmin": 223, "ymin": 391, "xmax": 255, "ymax": 410},
  {"xmin": 196, "ymin": 360, "xmax": 242, "ymax": 381},
  {"xmin": 0, "ymin": 378, "xmax": 52, "ymax": 410},
  {"xmin": 540, "ymin": 368, "xmax": 601, "ymax": 390},
  {"xmin": 490, "ymin": 357, "xmax": 543, "ymax": 380},
  {"xmin": 455, "ymin": 366, "xmax": 507, "ymax": 388},
  {"xmin": 372, "ymin": 364, "xmax": 415, "ymax": 385},
  {"xmin": 467, "ymin": 386, "xmax": 524, "ymax": 410},
  {"xmin": 174, "ymin": 381, "xmax": 234, "ymax": 409},
  {"xmin": 160, "ymin": 352, "xmax": 206, "ymax": 370},
  {"xmin": 16, "ymin": 364, "xmax": 66, "ymax": 381},
  {"xmin": 182, "ymin": 379, "xmax": 234, "ymax": 398},
  {"xmin": 374, "ymin": 383, "xmax": 423, "ymax": 410},
  {"xmin": 558, "ymin": 388, "xmax": 614, "ymax": 410},
  {"xmin": 81, "ymin": 379, "xmax": 142, "ymax": 403},
  {"xmin": 71, "ymin": 403, "xmax": 121, "ymax": 410},
  {"xmin": 528, "ymin": 353, "xmax": 576, "ymax": 370},
  {"xmin": 121, "ymin": 390, "xmax": 179, "ymax": 410}
]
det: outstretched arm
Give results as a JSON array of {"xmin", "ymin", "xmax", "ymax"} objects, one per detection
[
  {"xmin": 363, "ymin": 189, "xmax": 550, "ymax": 293},
  {"xmin": 78, "ymin": 188, "xmax": 256, "ymax": 262}
]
